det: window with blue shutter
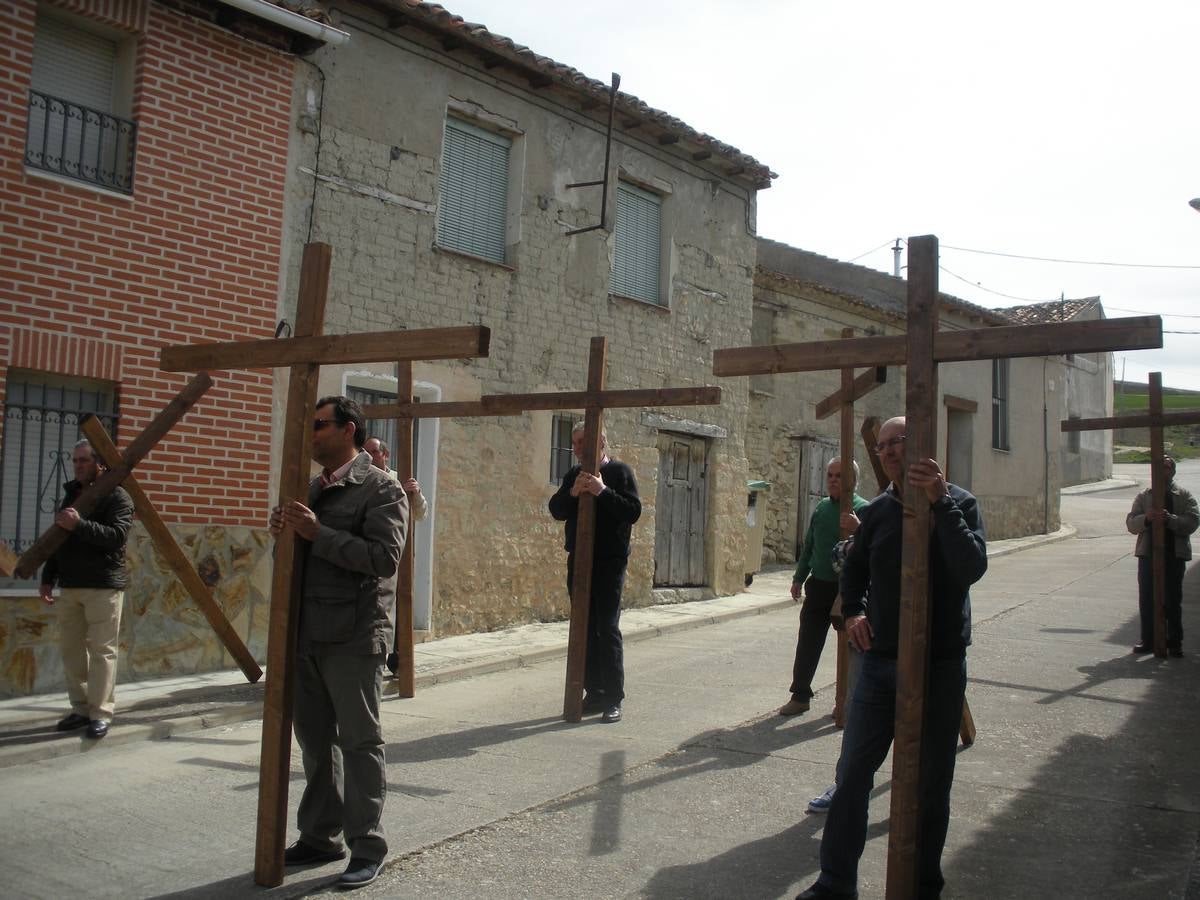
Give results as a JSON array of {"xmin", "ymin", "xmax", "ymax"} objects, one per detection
[
  {"xmin": 611, "ymin": 181, "xmax": 663, "ymax": 305},
  {"xmin": 436, "ymin": 117, "xmax": 511, "ymax": 264}
]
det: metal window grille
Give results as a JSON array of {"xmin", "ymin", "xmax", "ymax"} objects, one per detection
[
  {"xmin": 1, "ymin": 373, "xmax": 118, "ymax": 588},
  {"xmin": 991, "ymin": 358, "xmax": 1010, "ymax": 451},
  {"xmin": 611, "ymin": 181, "xmax": 662, "ymax": 305},
  {"xmin": 436, "ymin": 117, "xmax": 510, "ymax": 263},
  {"xmin": 550, "ymin": 414, "xmax": 577, "ymax": 485},
  {"xmin": 347, "ymin": 387, "xmax": 419, "ymax": 474}
]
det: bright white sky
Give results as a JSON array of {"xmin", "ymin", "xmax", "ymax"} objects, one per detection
[{"xmin": 439, "ymin": 0, "xmax": 1200, "ymax": 390}]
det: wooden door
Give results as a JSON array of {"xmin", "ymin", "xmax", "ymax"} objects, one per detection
[
  {"xmin": 795, "ymin": 436, "xmax": 838, "ymax": 557},
  {"xmin": 654, "ymin": 433, "xmax": 709, "ymax": 586}
]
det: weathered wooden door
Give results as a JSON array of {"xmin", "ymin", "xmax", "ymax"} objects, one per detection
[
  {"xmin": 795, "ymin": 436, "xmax": 838, "ymax": 557},
  {"xmin": 654, "ymin": 433, "xmax": 709, "ymax": 586}
]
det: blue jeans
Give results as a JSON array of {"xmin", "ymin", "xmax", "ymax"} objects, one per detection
[{"xmin": 818, "ymin": 653, "xmax": 966, "ymax": 898}]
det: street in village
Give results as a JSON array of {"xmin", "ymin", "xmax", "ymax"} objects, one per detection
[{"xmin": 0, "ymin": 463, "xmax": 1197, "ymax": 899}]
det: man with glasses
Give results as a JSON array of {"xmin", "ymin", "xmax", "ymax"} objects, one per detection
[
  {"xmin": 798, "ymin": 416, "xmax": 986, "ymax": 900},
  {"xmin": 364, "ymin": 436, "xmax": 428, "ymax": 522},
  {"xmin": 270, "ymin": 396, "xmax": 407, "ymax": 889},
  {"xmin": 39, "ymin": 439, "xmax": 134, "ymax": 740}
]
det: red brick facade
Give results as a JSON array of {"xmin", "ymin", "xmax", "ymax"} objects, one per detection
[{"xmin": 0, "ymin": 0, "xmax": 294, "ymax": 526}]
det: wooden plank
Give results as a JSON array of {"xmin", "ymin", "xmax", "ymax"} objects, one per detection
[
  {"xmin": 959, "ymin": 698, "xmax": 976, "ymax": 748},
  {"xmin": 13, "ymin": 372, "xmax": 214, "ymax": 579},
  {"xmin": 0, "ymin": 542, "xmax": 16, "ymax": 577},
  {"xmin": 361, "ymin": 385, "xmax": 722, "ymax": 420},
  {"xmin": 815, "ymin": 366, "xmax": 887, "ymax": 420},
  {"xmin": 563, "ymin": 337, "xmax": 607, "ymax": 723},
  {"xmin": 392, "ymin": 362, "xmax": 416, "ymax": 698},
  {"xmin": 886, "ymin": 234, "xmax": 939, "ymax": 900},
  {"xmin": 1149, "ymin": 374, "xmax": 1168, "ymax": 658},
  {"xmin": 712, "ymin": 315, "xmax": 1162, "ymax": 376},
  {"xmin": 688, "ymin": 438, "xmax": 706, "ymax": 585},
  {"xmin": 161, "ymin": 325, "xmax": 491, "ymax": 372},
  {"xmin": 1062, "ymin": 409, "xmax": 1200, "ymax": 431},
  {"xmin": 834, "ymin": 327, "xmax": 857, "ymax": 728},
  {"xmin": 254, "ymin": 242, "xmax": 331, "ymax": 887},
  {"xmin": 80, "ymin": 417, "xmax": 262, "ymax": 683}
]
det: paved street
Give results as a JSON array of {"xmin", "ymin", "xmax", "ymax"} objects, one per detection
[{"xmin": 0, "ymin": 464, "xmax": 1197, "ymax": 899}]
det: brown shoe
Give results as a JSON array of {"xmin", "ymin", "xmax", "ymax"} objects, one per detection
[{"xmin": 779, "ymin": 698, "xmax": 810, "ymax": 716}]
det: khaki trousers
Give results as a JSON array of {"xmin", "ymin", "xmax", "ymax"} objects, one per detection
[{"xmin": 57, "ymin": 587, "xmax": 123, "ymax": 722}]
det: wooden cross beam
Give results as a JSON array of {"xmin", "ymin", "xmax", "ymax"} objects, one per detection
[
  {"xmin": 80, "ymin": 417, "xmax": 261, "ymax": 682},
  {"xmin": 160, "ymin": 243, "xmax": 492, "ymax": 887},
  {"xmin": 13, "ymin": 373, "xmax": 214, "ymax": 579},
  {"xmin": 388, "ymin": 362, "xmax": 417, "ymax": 698},
  {"xmin": 1063, "ymin": 375, "xmax": 1200, "ymax": 657},
  {"xmin": 360, "ymin": 336, "xmax": 722, "ymax": 723},
  {"xmin": 713, "ymin": 235, "xmax": 1162, "ymax": 900}
]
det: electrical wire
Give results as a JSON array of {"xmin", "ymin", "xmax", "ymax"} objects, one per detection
[
  {"xmin": 941, "ymin": 244, "xmax": 1200, "ymax": 270},
  {"xmin": 936, "ymin": 265, "xmax": 1053, "ymax": 304},
  {"xmin": 1105, "ymin": 305, "xmax": 1200, "ymax": 319},
  {"xmin": 846, "ymin": 240, "xmax": 895, "ymax": 264}
]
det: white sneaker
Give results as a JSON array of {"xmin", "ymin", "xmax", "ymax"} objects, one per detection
[{"xmin": 808, "ymin": 784, "xmax": 836, "ymax": 813}]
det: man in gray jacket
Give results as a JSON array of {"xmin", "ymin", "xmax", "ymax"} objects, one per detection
[
  {"xmin": 270, "ymin": 396, "xmax": 407, "ymax": 889},
  {"xmin": 1125, "ymin": 455, "xmax": 1198, "ymax": 657}
]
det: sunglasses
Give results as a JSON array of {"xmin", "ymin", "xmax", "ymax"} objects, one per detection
[
  {"xmin": 313, "ymin": 418, "xmax": 342, "ymax": 431},
  {"xmin": 873, "ymin": 435, "xmax": 907, "ymax": 454}
]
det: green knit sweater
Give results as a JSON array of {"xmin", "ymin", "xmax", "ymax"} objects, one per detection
[{"xmin": 792, "ymin": 493, "xmax": 869, "ymax": 583}]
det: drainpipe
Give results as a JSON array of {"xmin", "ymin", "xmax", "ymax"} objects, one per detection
[
  {"xmin": 1043, "ymin": 356, "xmax": 1050, "ymax": 533},
  {"xmin": 217, "ymin": 0, "xmax": 351, "ymax": 46}
]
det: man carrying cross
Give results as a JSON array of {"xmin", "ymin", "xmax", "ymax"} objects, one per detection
[
  {"xmin": 1126, "ymin": 455, "xmax": 1197, "ymax": 657},
  {"xmin": 269, "ymin": 396, "xmax": 407, "ymax": 889},
  {"xmin": 548, "ymin": 422, "xmax": 641, "ymax": 723},
  {"xmin": 799, "ymin": 416, "xmax": 986, "ymax": 900}
]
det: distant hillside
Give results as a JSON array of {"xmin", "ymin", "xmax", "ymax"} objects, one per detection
[{"xmin": 1115, "ymin": 380, "xmax": 1200, "ymax": 398}]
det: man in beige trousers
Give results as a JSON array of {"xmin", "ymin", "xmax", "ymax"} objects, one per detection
[{"xmin": 39, "ymin": 439, "xmax": 134, "ymax": 740}]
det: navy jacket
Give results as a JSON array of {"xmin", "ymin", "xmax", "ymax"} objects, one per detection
[
  {"xmin": 548, "ymin": 459, "xmax": 641, "ymax": 559},
  {"xmin": 840, "ymin": 483, "xmax": 986, "ymax": 659}
]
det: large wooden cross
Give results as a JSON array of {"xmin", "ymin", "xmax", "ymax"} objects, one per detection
[
  {"xmin": 813, "ymin": 328, "xmax": 887, "ymax": 726},
  {"xmin": 6, "ymin": 376, "xmax": 260, "ymax": 679},
  {"xmin": 1062, "ymin": 373, "xmax": 1200, "ymax": 657},
  {"xmin": 360, "ymin": 335, "xmax": 722, "ymax": 723},
  {"xmin": 159, "ymin": 243, "xmax": 492, "ymax": 888},
  {"xmin": 713, "ymin": 234, "xmax": 1162, "ymax": 899}
]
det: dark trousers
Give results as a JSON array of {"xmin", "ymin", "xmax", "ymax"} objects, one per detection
[
  {"xmin": 293, "ymin": 652, "xmax": 388, "ymax": 862},
  {"xmin": 1137, "ymin": 555, "xmax": 1185, "ymax": 649},
  {"xmin": 818, "ymin": 653, "xmax": 966, "ymax": 898},
  {"xmin": 567, "ymin": 553, "xmax": 626, "ymax": 702},
  {"xmin": 789, "ymin": 576, "xmax": 840, "ymax": 701}
]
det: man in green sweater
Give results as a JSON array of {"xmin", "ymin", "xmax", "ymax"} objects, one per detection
[{"xmin": 780, "ymin": 457, "xmax": 869, "ymax": 716}]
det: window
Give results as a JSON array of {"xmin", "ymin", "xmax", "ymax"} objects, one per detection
[
  {"xmin": 25, "ymin": 11, "xmax": 136, "ymax": 193},
  {"xmin": 347, "ymin": 386, "xmax": 419, "ymax": 473},
  {"xmin": 1, "ymin": 372, "xmax": 118, "ymax": 588},
  {"xmin": 611, "ymin": 180, "xmax": 663, "ymax": 305},
  {"xmin": 991, "ymin": 358, "xmax": 1009, "ymax": 451},
  {"xmin": 550, "ymin": 414, "xmax": 576, "ymax": 485},
  {"xmin": 436, "ymin": 117, "xmax": 511, "ymax": 264}
]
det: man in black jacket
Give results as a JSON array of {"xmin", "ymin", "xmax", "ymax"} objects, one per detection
[
  {"xmin": 548, "ymin": 423, "xmax": 641, "ymax": 723},
  {"xmin": 39, "ymin": 440, "xmax": 134, "ymax": 740},
  {"xmin": 798, "ymin": 417, "xmax": 987, "ymax": 900}
]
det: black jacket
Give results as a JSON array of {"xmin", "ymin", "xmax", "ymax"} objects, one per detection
[
  {"xmin": 40, "ymin": 481, "xmax": 134, "ymax": 590},
  {"xmin": 548, "ymin": 459, "xmax": 641, "ymax": 559}
]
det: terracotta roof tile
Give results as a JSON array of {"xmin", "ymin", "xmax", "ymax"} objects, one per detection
[{"xmin": 998, "ymin": 297, "xmax": 1102, "ymax": 325}]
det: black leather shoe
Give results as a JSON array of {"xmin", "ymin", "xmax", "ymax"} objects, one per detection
[
  {"xmin": 796, "ymin": 883, "xmax": 858, "ymax": 899},
  {"xmin": 85, "ymin": 720, "xmax": 109, "ymax": 739},
  {"xmin": 1170, "ymin": 647, "xmax": 1184, "ymax": 658},
  {"xmin": 283, "ymin": 840, "xmax": 346, "ymax": 866},
  {"xmin": 56, "ymin": 713, "xmax": 89, "ymax": 732},
  {"xmin": 1132, "ymin": 643, "xmax": 1152, "ymax": 654},
  {"xmin": 338, "ymin": 857, "xmax": 384, "ymax": 889},
  {"xmin": 601, "ymin": 704, "xmax": 622, "ymax": 723}
]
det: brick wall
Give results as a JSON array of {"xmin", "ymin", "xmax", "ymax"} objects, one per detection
[{"xmin": 0, "ymin": 0, "xmax": 293, "ymax": 527}]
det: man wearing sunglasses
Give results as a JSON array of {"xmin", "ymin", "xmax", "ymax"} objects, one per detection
[
  {"xmin": 798, "ymin": 416, "xmax": 986, "ymax": 900},
  {"xmin": 269, "ymin": 396, "xmax": 407, "ymax": 889}
]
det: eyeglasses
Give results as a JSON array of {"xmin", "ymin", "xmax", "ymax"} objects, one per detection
[
  {"xmin": 313, "ymin": 418, "xmax": 341, "ymax": 431},
  {"xmin": 873, "ymin": 435, "xmax": 907, "ymax": 454}
]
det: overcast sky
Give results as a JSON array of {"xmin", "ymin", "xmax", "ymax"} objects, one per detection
[{"xmin": 438, "ymin": 0, "xmax": 1200, "ymax": 390}]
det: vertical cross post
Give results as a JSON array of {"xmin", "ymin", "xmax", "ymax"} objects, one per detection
[
  {"xmin": 392, "ymin": 361, "xmax": 417, "ymax": 696},
  {"xmin": 254, "ymin": 242, "xmax": 332, "ymax": 887},
  {"xmin": 563, "ymin": 337, "xmax": 607, "ymax": 722},
  {"xmin": 1148, "ymin": 373, "xmax": 1168, "ymax": 657},
  {"xmin": 833, "ymin": 327, "xmax": 858, "ymax": 728}
]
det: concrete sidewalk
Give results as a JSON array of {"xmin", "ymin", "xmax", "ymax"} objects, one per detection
[{"xmin": 0, "ymin": 526, "xmax": 1075, "ymax": 769}]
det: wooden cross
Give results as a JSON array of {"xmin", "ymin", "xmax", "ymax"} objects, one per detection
[
  {"xmin": 1062, "ymin": 373, "xmax": 1200, "ymax": 657},
  {"xmin": 159, "ymin": 243, "xmax": 492, "ymax": 888},
  {"xmin": 813, "ymin": 328, "xmax": 887, "ymax": 726},
  {"xmin": 713, "ymin": 234, "xmax": 1162, "ymax": 899},
  {"xmin": 360, "ymin": 335, "xmax": 722, "ymax": 723}
]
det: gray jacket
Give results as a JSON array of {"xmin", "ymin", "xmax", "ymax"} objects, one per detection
[
  {"xmin": 1126, "ymin": 483, "xmax": 1199, "ymax": 560},
  {"xmin": 297, "ymin": 451, "xmax": 408, "ymax": 656}
]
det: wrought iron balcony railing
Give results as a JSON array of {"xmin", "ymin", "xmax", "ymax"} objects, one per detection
[{"xmin": 25, "ymin": 89, "xmax": 137, "ymax": 194}]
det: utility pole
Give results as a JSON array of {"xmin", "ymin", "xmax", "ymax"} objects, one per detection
[{"xmin": 892, "ymin": 238, "xmax": 902, "ymax": 277}]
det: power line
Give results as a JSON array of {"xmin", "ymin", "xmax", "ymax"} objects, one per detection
[
  {"xmin": 1105, "ymin": 305, "xmax": 1200, "ymax": 319},
  {"xmin": 941, "ymin": 243, "xmax": 1200, "ymax": 270},
  {"xmin": 936, "ymin": 264, "xmax": 1052, "ymax": 304},
  {"xmin": 845, "ymin": 240, "xmax": 894, "ymax": 264}
]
